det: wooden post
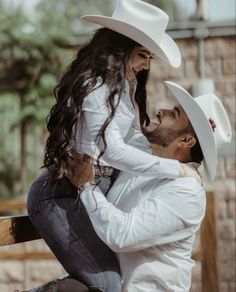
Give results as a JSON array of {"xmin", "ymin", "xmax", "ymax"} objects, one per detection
[
  {"xmin": 0, "ymin": 215, "xmax": 41, "ymax": 246},
  {"xmin": 201, "ymin": 191, "xmax": 219, "ymax": 292},
  {"xmin": 0, "ymin": 201, "xmax": 27, "ymax": 212},
  {"xmin": 0, "ymin": 251, "xmax": 56, "ymax": 260}
]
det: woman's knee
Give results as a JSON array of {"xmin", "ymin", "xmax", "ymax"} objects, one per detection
[
  {"xmin": 71, "ymin": 270, "xmax": 121, "ymax": 292},
  {"xmin": 101, "ymin": 271, "xmax": 122, "ymax": 292}
]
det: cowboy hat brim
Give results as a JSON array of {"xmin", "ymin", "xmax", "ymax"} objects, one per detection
[
  {"xmin": 82, "ymin": 15, "xmax": 181, "ymax": 68},
  {"xmin": 164, "ymin": 81, "xmax": 217, "ymax": 182}
]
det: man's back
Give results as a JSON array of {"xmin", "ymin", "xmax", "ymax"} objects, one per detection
[
  {"xmin": 80, "ymin": 81, "xmax": 231, "ymax": 291},
  {"xmin": 106, "ymin": 173, "xmax": 206, "ymax": 291}
]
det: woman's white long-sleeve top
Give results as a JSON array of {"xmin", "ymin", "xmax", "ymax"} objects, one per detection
[{"xmin": 75, "ymin": 79, "xmax": 179, "ymax": 178}]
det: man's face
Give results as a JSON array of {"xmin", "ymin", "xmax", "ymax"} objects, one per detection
[{"xmin": 142, "ymin": 105, "xmax": 192, "ymax": 147}]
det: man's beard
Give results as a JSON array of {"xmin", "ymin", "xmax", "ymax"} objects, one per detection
[{"xmin": 142, "ymin": 126, "xmax": 190, "ymax": 148}]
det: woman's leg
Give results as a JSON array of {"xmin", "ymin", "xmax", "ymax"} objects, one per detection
[
  {"xmin": 27, "ymin": 171, "xmax": 122, "ymax": 292},
  {"xmin": 23, "ymin": 275, "xmax": 89, "ymax": 292}
]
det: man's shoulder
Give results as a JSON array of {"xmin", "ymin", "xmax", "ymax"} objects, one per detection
[
  {"xmin": 149, "ymin": 177, "xmax": 206, "ymax": 222},
  {"xmin": 171, "ymin": 175, "xmax": 203, "ymax": 189},
  {"xmin": 149, "ymin": 176, "xmax": 205, "ymax": 198}
]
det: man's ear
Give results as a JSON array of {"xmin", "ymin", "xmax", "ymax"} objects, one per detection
[{"xmin": 177, "ymin": 134, "xmax": 196, "ymax": 149}]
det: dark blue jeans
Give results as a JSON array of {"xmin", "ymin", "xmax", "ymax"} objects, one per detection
[{"xmin": 27, "ymin": 170, "xmax": 122, "ymax": 292}]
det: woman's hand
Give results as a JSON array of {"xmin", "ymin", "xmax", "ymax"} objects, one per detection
[
  {"xmin": 179, "ymin": 163, "xmax": 202, "ymax": 184},
  {"xmin": 65, "ymin": 149, "xmax": 94, "ymax": 188}
]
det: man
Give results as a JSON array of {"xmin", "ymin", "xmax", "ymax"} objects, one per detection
[
  {"xmin": 78, "ymin": 81, "xmax": 232, "ymax": 291},
  {"xmin": 26, "ymin": 81, "xmax": 231, "ymax": 292}
]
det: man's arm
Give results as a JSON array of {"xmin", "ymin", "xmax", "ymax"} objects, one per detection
[{"xmin": 81, "ymin": 181, "xmax": 205, "ymax": 252}]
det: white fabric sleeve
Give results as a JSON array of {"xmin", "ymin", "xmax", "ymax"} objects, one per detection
[
  {"xmin": 81, "ymin": 185, "xmax": 203, "ymax": 252},
  {"xmin": 82, "ymin": 84, "xmax": 180, "ymax": 179}
]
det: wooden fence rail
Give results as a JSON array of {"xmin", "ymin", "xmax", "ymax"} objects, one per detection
[
  {"xmin": 0, "ymin": 192, "xmax": 219, "ymax": 292},
  {"xmin": 0, "ymin": 200, "xmax": 27, "ymax": 213}
]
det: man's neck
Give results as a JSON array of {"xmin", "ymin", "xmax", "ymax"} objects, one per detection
[
  {"xmin": 151, "ymin": 143, "xmax": 191, "ymax": 163},
  {"xmin": 151, "ymin": 143, "xmax": 175, "ymax": 160}
]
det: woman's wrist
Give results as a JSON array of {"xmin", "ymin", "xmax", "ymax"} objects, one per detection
[
  {"xmin": 179, "ymin": 163, "xmax": 202, "ymax": 184},
  {"xmin": 179, "ymin": 164, "xmax": 185, "ymax": 177},
  {"xmin": 77, "ymin": 181, "xmax": 94, "ymax": 194}
]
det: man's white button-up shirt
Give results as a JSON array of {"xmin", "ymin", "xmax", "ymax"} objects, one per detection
[{"xmin": 81, "ymin": 133, "xmax": 206, "ymax": 291}]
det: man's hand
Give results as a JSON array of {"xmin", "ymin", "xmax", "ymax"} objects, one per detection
[{"xmin": 65, "ymin": 149, "xmax": 94, "ymax": 188}]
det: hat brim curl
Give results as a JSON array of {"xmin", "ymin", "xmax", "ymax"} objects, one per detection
[
  {"xmin": 164, "ymin": 81, "xmax": 217, "ymax": 182},
  {"xmin": 82, "ymin": 15, "xmax": 181, "ymax": 68}
]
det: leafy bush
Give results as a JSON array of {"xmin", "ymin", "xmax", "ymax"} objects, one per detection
[{"xmin": 0, "ymin": 0, "xmax": 112, "ymax": 198}]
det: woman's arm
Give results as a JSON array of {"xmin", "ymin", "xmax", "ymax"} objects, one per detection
[{"xmin": 81, "ymin": 83, "xmax": 180, "ymax": 179}]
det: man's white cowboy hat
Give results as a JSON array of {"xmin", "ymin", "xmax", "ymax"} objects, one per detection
[
  {"xmin": 81, "ymin": 0, "xmax": 181, "ymax": 68},
  {"xmin": 165, "ymin": 81, "xmax": 232, "ymax": 182}
]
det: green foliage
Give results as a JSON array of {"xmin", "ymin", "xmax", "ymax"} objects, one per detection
[
  {"xmin": 144, "ymin": 0, "xmax": 176, "ymax": 21},
  {"xmin": 0, "ymin": 94, "xmax": 20, "ymax": 198},
  {"xmin": 0, "ymin": 4, "xmax": 64, "ymax": 197},
  {"xmin": 0, "ymin": 0, "xmax": 112, "ymax": 199}
]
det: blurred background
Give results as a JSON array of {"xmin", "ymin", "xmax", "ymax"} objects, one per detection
[{"xmin": 0, "ymin": 0, "xmax": 235, "ymax": 291}]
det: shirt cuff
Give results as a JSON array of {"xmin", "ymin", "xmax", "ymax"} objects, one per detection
[
  {"xmin": 81, "ymin": 186, "xmax": 107, "ymax": 213},
  {"xmin": 151, "ymin": 157, "xmax": 180, "ymax": 179}
]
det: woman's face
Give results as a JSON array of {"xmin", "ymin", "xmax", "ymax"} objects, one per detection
[{"xmin": 127, "ymin": 46, "xmax": 155, "ymax": 78}]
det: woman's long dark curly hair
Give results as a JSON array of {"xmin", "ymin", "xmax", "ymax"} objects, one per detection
[{"xmin": 44, "ymin": 28, "xmax": 150, "ymax": 178}]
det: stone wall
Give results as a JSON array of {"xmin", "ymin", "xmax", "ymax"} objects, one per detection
[
  {"xmin": 0, "ymin": 241, "xmax": 65, "ymax": 291},
  {"xmin": 0, "ymin": 36, "xmax": 235, "ymax": 292},
  {"xmin": 147, "ymin": 36, "xmax": 235, "ymax": 292}
]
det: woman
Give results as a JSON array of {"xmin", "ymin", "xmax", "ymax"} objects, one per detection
[{"xmin": 27, "ymin": 1, "xmax": 191, "ymax": 291}]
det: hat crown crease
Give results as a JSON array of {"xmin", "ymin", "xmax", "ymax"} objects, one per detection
[
  {"xmin": 112, "ymin": 0, "xmax": 168, "ymax": 43},
  {"xmin": 195, "ymin": 95, "xmax": 232, "ymax": 148}
]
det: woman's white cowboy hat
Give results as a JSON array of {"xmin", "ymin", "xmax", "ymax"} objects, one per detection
[
  {"xmin": 165, "ymin": 81, "xmax": 232, "ymax": 182},
  {"xmin": 81, "ymin": 0, "xmax": 181, "ymax": 68}
]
